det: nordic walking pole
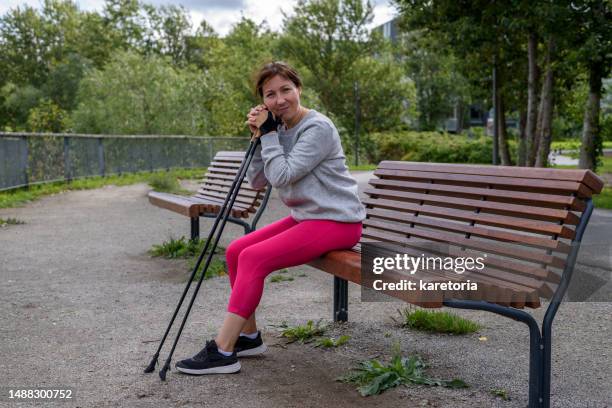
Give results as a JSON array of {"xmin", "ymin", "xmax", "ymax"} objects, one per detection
[
  {"xmin": 143, "ymin": 110, "xmax": 269, "ymax": 379},
  {"xmin": 143, "ymin": 143, "xmax": 256, "ymax": 374},
  {"xmin": 157, "ymin": 136, "xmax": 262, "ymax": 380}
]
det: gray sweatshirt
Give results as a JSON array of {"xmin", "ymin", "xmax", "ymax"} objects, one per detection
[{"xmin": 246, "ymin": 109, "xmax": 366, "ymax": 223}]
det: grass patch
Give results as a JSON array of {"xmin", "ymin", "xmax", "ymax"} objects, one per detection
[
  {"xmin": 593, "ymin": 187, "xmax": 612, "ymax": 209},
  {"xmin": 0, "ymin": 168, "xmax": 205, "ymax": 209},
  {"xmin": 551, "ymin": 140, "xmax": 612, "ymax": 151},
  {"xmin": 148, "ymin": 172, "xmax": 191, "ymax": 195},
  {"xmin": 0, "ymin": 217, "xmax": 25, "ymax": 227},
  {"xmin": 395, "ymin": 308, "xmax": 481, "ymax": 335},
  {"xmin": 280, "ymin": 320, "xmax": 327, "ymax": 343},
  {"xmin": 149, "ymin": 236, "xmax": 227, "ymax": 281},
  {"xmin": 490, "ymin": 388, "xmax": 511, "ymax": 401},
  {"xmin": 270, "ymin": 274, "xmax": 294, "ymax": 283},
  {"xmin": 315, "ymin": 335, "xmax": 350, "ymax": 348},
  {"xmin": 348, "ymin": 164, "xmax": 378, "ymax": 171},
  {"xmin": 337, "ymin": 344, "xmax": 469, "ymax": 396},
  {"xmin": 598, "ymin": 156, "xmax": 612, "ymax": 174}
]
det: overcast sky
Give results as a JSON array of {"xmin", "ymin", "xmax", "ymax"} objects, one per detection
[{"xmin": 0, "ymin": 0, "xmax": 397, "ymax": 37}]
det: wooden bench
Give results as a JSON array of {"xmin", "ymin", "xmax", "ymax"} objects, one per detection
[
  {"xmin": 148, "ymin": 151, "xmax": 271, "ymax": 239},
  {"xmin": 307, "ymin": 161, "xmax": 604, "ymax": 408}
]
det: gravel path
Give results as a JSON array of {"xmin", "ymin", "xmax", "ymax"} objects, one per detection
[{"xmin": 0, "ymin": 174, "xmax": 610, "ymax": 408}]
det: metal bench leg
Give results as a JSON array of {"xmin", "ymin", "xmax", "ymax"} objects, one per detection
[
  {"xmin": 190, "ymin": 217, "xmax": 200, "ymax": 240},
  {"xmin": 444, "ymin": 299, "xmax": 543, "ymax": 408},
  {"xmin": 333, "ymin": 276, "xmax": 348, "ymax": 322}
]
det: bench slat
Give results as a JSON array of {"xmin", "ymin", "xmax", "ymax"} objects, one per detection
[
  {"xmin": 199, "ymin": 184, "xmax": 260, "ymax": 199},
  {"xmin": 378, "ymin": 161, "xmax": 604, "ymax": 192},
  {"xmin": 366, "ymin": 207, "xmax": 571, "ymax": 253},
  {"xmin": 364, "ymin": 188, "xmax": 580, "ymax": 224},
  {"xmin": 362, "ymin": 219, "xmax": 566, "ymax": 269},
  {"xmin": 368, "ymin": 178, "xmax": 585, "ymax": 211},
  {"xmin": 374, "ymin": 168, "xmax": 593, "ymax": 198},
  {"xmin": 362, "ymin": 198, "xmax": 575, "ymax": 239}
]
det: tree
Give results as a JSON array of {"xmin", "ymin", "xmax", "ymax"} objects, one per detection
[
  {"xmin": 71, "ymin": 51, "xmax": 212, "ymax": 135},
  {"xmin": 576, "ymin": 0, "xmax": 612, "ymax": 171},
  {"xmin": 281, "ymin": 0, "xmax": 415, "ymax": 160}
]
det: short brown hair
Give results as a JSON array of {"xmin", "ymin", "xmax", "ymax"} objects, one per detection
[{"xmin": 254, "ymin": 61, "xmax": 302, "ymax": 98}]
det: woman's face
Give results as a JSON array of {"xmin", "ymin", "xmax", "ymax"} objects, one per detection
[{"xmin": 262, "ymin": 74, "xmax": 302, "ymax": 123}]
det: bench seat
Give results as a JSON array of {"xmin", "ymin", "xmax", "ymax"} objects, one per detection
[{"xmin": 148, "ymin": 151, "xmax": 270, "ymax": 238}]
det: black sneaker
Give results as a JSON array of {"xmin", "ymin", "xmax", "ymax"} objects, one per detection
[
  {"xmin": 234, "ymin": 331, "xmax": 267, "ymax": 357},
  {"xmin": 175, "ymin": 340, "xmax": 241, "ymax": 375}
]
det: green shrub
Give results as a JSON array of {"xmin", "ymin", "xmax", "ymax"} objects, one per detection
[{"xmin": 368, "ymin": 131, "xmax": 517, "ymax": 165}]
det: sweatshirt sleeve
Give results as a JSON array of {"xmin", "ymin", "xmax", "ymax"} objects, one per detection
[
  {"xmin": 259, "ymin": 121, "xmax": 333, "ymax": 188},
  {"xmin": 245, "ymin": 144, "xmax": 269, "ymax": 190}
]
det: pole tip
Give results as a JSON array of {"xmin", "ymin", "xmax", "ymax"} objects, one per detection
[
  {"xmin": 159, "ymin": 367, "xmax": 168, "ymax": 381},
  {"xmin": 144, "ymin": 356, "xmax": 157, "ymax": 373}
]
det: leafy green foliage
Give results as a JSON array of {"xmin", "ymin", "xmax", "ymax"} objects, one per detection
[
  {"xmin": 315, "ymin": 335, "xmax": 350, "ymax": 348},
  {"xmin": 26, "ymin": 99, "xmax": 71, "ymax": 132},
  {"xmin": 280, "ymin": 320, "xmax": 328, "ymax": 344},
  {"xmin": 149, "ymin": 236, "xmax": 206, "ymax": 259},
  {"xmin": 368, "ymin": 131, "xmax": 516, "ymax": 165},
  {"xmin": 72, "ymin": 51, "xmax": 212, "ymax": 135},
  {"xmin": 149, "ymin": 236, "xmax": 227, "ymax": 281},
  {"xmin": 337, "ymin": 344, "xmax": 469, "ymax": 396},
  {"xmin": 396, "ymin": 308, "xmax": 481, "ymax": 335}
]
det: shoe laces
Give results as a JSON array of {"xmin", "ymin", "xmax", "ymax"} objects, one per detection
[{"xmin": 194, "ymin": 340, "xmax": 217, "ymax": 360}]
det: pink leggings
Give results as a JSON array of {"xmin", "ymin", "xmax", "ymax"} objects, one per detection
[{"xmin": 225, "ymin": 216, "xmax": 362, "ymax": 319}]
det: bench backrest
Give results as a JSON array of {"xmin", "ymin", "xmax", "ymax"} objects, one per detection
[
  {"xmin": 196, "ymin": 151, "xmax": 266, "ymax": 215},
  {"xmin": 362, "ymin": 161, "xmax": 604, "ymax": 305}
]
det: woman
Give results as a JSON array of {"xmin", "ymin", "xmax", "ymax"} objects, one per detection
[{"xmin": 176, "ymin": 61, "xmax": 366, "ymax": 375}]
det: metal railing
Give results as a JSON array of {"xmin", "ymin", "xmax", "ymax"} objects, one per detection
[{"xmin": 0, "ymin": 132, "xmax": 249, "ymax": 192}]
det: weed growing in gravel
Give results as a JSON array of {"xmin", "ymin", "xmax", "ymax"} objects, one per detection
[
  {"xmin": 490, "ymin": 388, "xmax": 510, "ymax": 401},
  {"xmin": 395, "ymin": 307, "xmax": 481, "ymax": 335},
  {"xmin": 149, "ymin": 237, "xmax": 206, "ymax": 258},
  {"xmin": 315, "ymin": 335, "xmax": 350, "ymax": 348},
  {"xmin": 337, "ymin": 343, "xmax": 469, "ymax": 396},
  {"xmin": 150, "ymin": 236, "xmax": 227, "ymax": 280},
  {"xmin": 270, "ymin": 274, "xmax": 294, "ymax": 283},
  {"xmin": 280, "ymin": 320, "xmax": 327, "ymax": 343},
  {"xmin": 189, "ymin": 257, "xmax": 226, "ymax": 281},
  {"xmin": 0, "ymin": 218, "xmax": 25, "ymax": 227}
]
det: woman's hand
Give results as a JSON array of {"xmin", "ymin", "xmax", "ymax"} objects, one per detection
[{"xmin": 246, "ymin": 105, "xmax": 267, "ymax": 134}]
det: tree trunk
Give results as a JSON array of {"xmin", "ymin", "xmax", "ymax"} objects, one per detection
[
  {"xmin": 535, "ymin": 39, "xmax": 555, "ymax": 168},
  {"xmin": 498, "ymin": 92, "xmax": 511, "ymax": 166},
  {"xmin": 518, "ymin": 108, "xmax": 527, "ymax": 166},
  {"xmin": 526, "ymin": 31, "xmax": 540, "ymax": 166},
  {"xmin": 454, "ymin": 99, "xmax": 464, "ymax": 133},
  {"xmin": 578, "ymin": 62, "xmax": 603, "ymax": 170}
]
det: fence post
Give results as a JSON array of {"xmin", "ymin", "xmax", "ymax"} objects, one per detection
[
  {"xmin": 63, "ymin": 136, "xmax": 72, "ymax": 181},
  {"xmin": 20, "ymin": 136, "xmax": 29, "ymax": 187},
  {"xmin": 208, "ymin": 138, "xmax": 213, "ymax": 166},
  {"xmin": 97, "ymin": 138, "xmax": 105, "ymax": 177}
]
